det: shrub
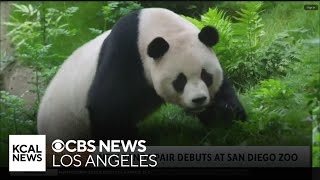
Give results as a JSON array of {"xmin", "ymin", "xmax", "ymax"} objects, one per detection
[
  {"xmin": 102, "ymin": 1, "xmax": 142, "ymax": 29},
  {"xmin": 5, "ymin": 3, "xmax": 78, "ymax": 66},
  {"xmin": 0, "ymin": 91, "xmax": 36, "ymax": 135},
  {"xmin": 258, "ymin": 29, "xmax": 305, "ymax": 78},
  {"xmin": 183, "ymin": 2, "xmax": 305, "ymax": 89}
]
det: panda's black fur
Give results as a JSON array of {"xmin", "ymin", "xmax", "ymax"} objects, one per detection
[
  {"xmin": 86, "ymin": 9, "xmax": 246, "ymax": 141},
  {"xmin": 87, "ymin": 10, "xmax": 164, "ymax": 140}
]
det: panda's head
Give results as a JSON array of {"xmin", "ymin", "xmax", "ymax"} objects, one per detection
[{"xmin": 145, "ymin": 26, "xmax": 223, "ymax": 113}]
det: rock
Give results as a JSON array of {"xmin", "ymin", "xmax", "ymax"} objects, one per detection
[{"xmin": 2, "ymin": 61, "xmax": 37, "ymax": 109}]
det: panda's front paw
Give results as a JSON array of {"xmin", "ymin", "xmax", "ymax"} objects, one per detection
[
  {"xmin": 225, "ymin": 103, "xmax": 247, "ymax": 121},
  {"xmin": 236, "ymin": 108, "xmax": 247, "ymax": 121}
]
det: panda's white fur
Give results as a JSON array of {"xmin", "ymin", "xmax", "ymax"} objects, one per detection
[
  {"xmin": 37, "ymin": 30, "xmax": 111, "ymax": 142},
  {"xmin": 138, "ymin": 8, "xmax": 223, "ymax": 109},
  {"xmin": 37, "ymin": 8, "xmax": 224, "ymax": 142}
]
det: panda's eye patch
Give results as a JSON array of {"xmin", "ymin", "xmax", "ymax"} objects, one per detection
[
  {"xmin": 201, "ymin": 69, "xmax": 213, "ymax": 87},
  {"xmin": 172, "ymin": 73, "xmax": 187, "ymax": 93}
]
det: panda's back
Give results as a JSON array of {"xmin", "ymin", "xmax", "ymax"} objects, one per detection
[{"xmin": 37, "ymin": 30, "xmax": 111, "ymax": 142}]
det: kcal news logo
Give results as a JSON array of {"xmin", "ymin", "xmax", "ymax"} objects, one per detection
[{"xmin": 9, "ymin": 135, "xmax": 46, "ymax": 172}]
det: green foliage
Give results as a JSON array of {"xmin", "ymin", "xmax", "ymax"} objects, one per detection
[
  {"xmin": 233, "ymin": 2, "xmax": 265, "ymax": 49},
  {"xmin": 306, "ymin": 46, "xmax": 320, "ymax": 167},
  {"xmin": 102, "ymin": 1, "xmax": 142, "ymax": 29},
  {"xmin": 5, "ymin": 4, "xmax": 42, "ymax": 49},
  {"xmin": 88, "ymin": 28, "xmax": 103, "ymax": 36},
  {"xmin": 43, "ymin": 6, "xmax": 78, "ymax": 43},
  {"xmin": 261, "ymin": 2, "xmax": 320, "ymax": 43},
  {"xmin": 215, "ymin": 2, "xmax": 248, "ymax": 19},
  {"xmin": 224, "ymin": 2, "xmax": 264, "ymax": 85},
  {"xmin": 16, "ymin": 43, "xmax": 54, "ymax": 67},
  {"xmin": 183, "ymin": 2, "xmax": 308, "ymax": 88},
  {"xmin": 250, "ymin": 79, "xmax": 293, "ymax": 106},
  {"xmin": 6, "ymin": 3, "xmax": 78, "ymax": 68},
  {"xmin": 5, "ymin": 3, "xmax": 78, "ymax": 66},
  {"xmin": 138, "ymin": 104, "xmax": 207, "ymax": 145},
  {"xmin": 259, "ymin": 29, "xmax": 305, "ymax": 77},
  {"xmin": 310, "ymin": 89, "xmax": 320, "ymax": 127},
  {"xmin": 36, "ymin": 66, "xmax": 60, "ymax": 88},
  {"xmin": 6, "ymin": 1, "xmax": 107, "ymax": 66},
  {"xmin": 313, "ymin": 147, "xmax": 320, "ymax": 167},
  {"xmin": 0, "ymin": 91, "xmax": 36, "ymax": 135},
  {"xmin": 222, "ymin": 78, "xmax": 309, "ymax": 145}
]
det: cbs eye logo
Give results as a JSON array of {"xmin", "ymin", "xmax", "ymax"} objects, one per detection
[
  {"xmin": 51, "ymin": 139, "xmax": 96, "ymax": 153},
  {"xmin": 51, "ymin": 139, "xmax": 65, "ymax": 153}
]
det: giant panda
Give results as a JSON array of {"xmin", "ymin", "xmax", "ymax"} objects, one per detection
[{"xmin": 37, "ymin": 8, "xmax": 247, "ymax": 143}]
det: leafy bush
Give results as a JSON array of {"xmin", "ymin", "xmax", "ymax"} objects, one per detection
[
  {"xmin": 183, "ymin": 2, "xmax": 304, "ymax": 89},
  {"xmin": 261, "ymin": 2, "xmax": 320, "ymax": 42},
  {"xmin": 102, "ymin": 1, "xmax": 142, "ymax": 29},
  {"xmin": 0, "ymin": 91, "xmax": 36, "ymax": 136},
  {"xmin": 88, "ymin": 28, "xmax": 103, "ymax": 36},
  {"xmin": 5, "ymin": 4, "xmax": 42, "ymax": 48},
  {"xmin": 220, "ymin": 80, "xmax": 310, "ymax": 146},
  {"xmin": 227, "ymin": 2, "xmax": 265, "ymax": 84},
  {"xmin": 214, "ymin": 2, "xmax": 248, "ymax": 19},
  {"xmin": 5, "ymin": 3, "xmax": 78, "ymax": 66},
  {"xmin": 307, "ymin": 52, "xmax": 320, "ymax": 167},
  {"xmin": 43, "ymin": 6, "xmax": 78, "ymax": 43},
  {"xmin": 138, "ymin": 104, "xmax": 207, "ymax": 145},
  {"xmin": 258, "ymin": 29, "xmax": 304, "ymax": 77},
  {"xmin": 250, "ymin": 79, "xmax": 293, "ymax": 106},
  {"xmin": 232, "ymin": 2, "xmax": 265, "ymax": 50},
  {"xmin": 245, "ymin": 79, "xmax": 295, "ymax": 132}
]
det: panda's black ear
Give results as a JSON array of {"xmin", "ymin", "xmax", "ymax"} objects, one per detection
[
  {"xmin": 198, "ymin": 26, "xmax": 219, "ymax": 47},
  {"xmin": 147, "ymin": 37, "xmax": 169, "ymax": 60}
]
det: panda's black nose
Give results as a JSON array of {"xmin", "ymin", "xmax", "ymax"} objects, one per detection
[{"xmin": 192, "ymin": 96, "xmax": 207, "ymax": 105}]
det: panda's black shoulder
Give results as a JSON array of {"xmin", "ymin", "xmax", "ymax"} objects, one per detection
[
  {"xmin": 86, "ymin": 8, "xmax": 163, "ymax": 124},
  {"xmin": 88, "ymin": 9, "xmax": 144, "ymax": 104},
  {"xmin": 97, "ymin": 9, "xmax": 142, "ymax": 67}
]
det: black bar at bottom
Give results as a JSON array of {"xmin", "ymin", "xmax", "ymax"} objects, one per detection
[{"xmin": 2, "ymin": 167, "xmax": 317, "ymax": 179}]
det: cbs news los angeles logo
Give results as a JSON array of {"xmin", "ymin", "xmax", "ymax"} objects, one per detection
[{"xmin": 10, "ymin": 135, "xmax": 157, "ymax": 172}]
